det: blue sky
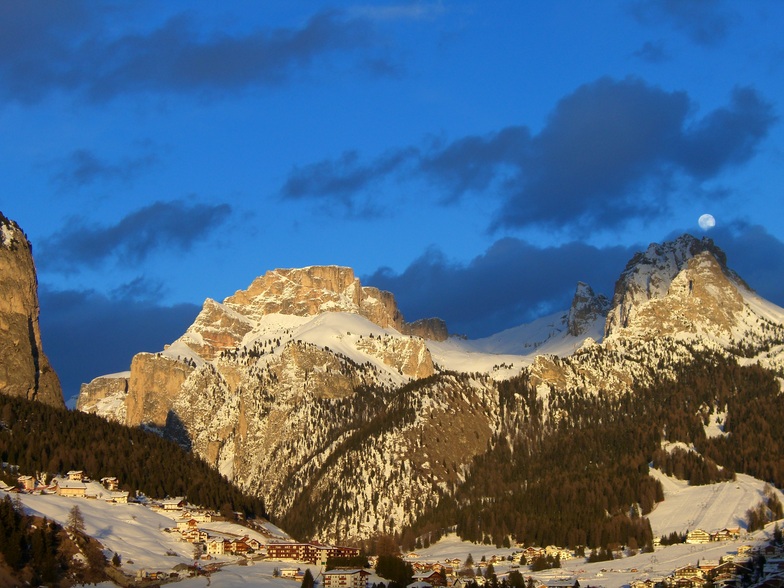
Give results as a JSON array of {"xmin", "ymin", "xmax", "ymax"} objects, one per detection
[{"xmin": 1, "ymin": 1, "xmax": 783, "ymax": 403}]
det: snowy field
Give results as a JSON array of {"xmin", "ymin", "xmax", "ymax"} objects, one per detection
[{"xmin": 4, "ymin": 468, "xmax": 780, "ymax": 587}]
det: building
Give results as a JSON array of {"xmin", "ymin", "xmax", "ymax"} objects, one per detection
[
  {"xmin": 322, "ymin": 569, "xmax": 370, "ymax": 588},
  {"xmin": 686, "ymin": 530, "xmax": 711, "ymax": 544},
  {"xmin": 206, "ymin": 539, "xmax": 225, "ymax": 556},
  {"xmin": 101, "ymin": 477, "xmax": 120, "ymax": 491},
  {"xmin": 66, "ymin": 470, "xmax": 85, "ymax": 482},
  {"xmin": 266, "ymin": 542, "xmax": 360, "ymax": 565},
  {"xmin": 17, "ymin": 475, "xmax": 36, "ymax": 491},
  {"xmin": 55, "ymin": 478, "xmax": 87, "ymax": 498}
]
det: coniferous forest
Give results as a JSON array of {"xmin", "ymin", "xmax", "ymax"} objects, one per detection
[
  {"xmin": 400, "ymin": 348, "xmax": 784, "ymax": 552},
  {"xmin": 0, "ymin": 394, "xmax": 267, "ymax": 520}
]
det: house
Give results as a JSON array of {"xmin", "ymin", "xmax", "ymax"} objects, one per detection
[
  {"xmin": 160, "ymin": 497, "xmax": 186, "ymax": 510},
  {"xmin": 322, "ymin": 569, "xmax": 370, "ymax": 588},
  {"xmin": 206, "ymin": 540, "xmax": 225, "ymax": 556},
  {"xmin": 101, "ymin": 477, "xmax": 120, "ymax": 491},
  {"xmin": 243, "ymin": 535, "xmax": 262, "ymax": 551},
  {"xmin": 280, "ymin": 568, "xmax": 300, "ymax": 579},
  {"xmin": 66, "ymin": 470, "xmax": 85, "ymax": 482},
  {"xmin": 674, "ymin": 565, "xmax": 703, "ymax": 579},
  {"xmin": 103, "ymin": 491, "xmax": 129, "ymax": 504},
  {"xmin": 413, "ymin": 571, "xmax": 446, "ymax": 587},
  {"xmin": 17, "ymin": 475, "xmax": 36, "ymax": 491},
  {"xmin": 686, "ymin": 530, "xmax": 711, "ymax": 544},
  {"xmin": 55, "ymin": 478, "xmax": 87, "ymax": 498}
]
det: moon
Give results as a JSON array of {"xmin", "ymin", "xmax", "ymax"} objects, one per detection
[{"xmin": 698, "ymin": 213, "xmax": 716, "ymax": 231}]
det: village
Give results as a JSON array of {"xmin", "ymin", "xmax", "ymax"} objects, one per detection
[{"xmin": 3, "ymin": 467, "xmax": 784, "ymax": 588}]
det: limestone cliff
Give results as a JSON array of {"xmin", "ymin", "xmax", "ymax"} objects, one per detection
[{"xmin": 0, "ymin": 212, "xmax": 64, "ymax": 408}]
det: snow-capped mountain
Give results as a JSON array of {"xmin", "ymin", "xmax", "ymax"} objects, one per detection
[{"xmin": 75, "ymin": 234, "xmax": 784, "ymax": 543}]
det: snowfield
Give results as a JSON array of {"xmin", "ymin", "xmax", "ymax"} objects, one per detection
[{"xmin": 5, "ymin": 468, "xmax": 780, "ymax": 587}]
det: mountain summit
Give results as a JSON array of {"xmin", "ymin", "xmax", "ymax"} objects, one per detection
[
  {"xmin": 0, "ymin": 212, "xmax": 64, "ymax": 408},
  {"xmin": 75, "ymin": 234, "xmax": 784, "ymax": 543}
]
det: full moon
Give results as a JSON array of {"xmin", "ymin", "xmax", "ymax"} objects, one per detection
[{"xmin": 698, "ymin": 213, "xmax": 716, "ymax": 231}]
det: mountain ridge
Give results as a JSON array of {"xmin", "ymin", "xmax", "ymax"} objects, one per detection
[{"xmin": 73, "ymin": 233, "xmax": 784, "ymax": 544}]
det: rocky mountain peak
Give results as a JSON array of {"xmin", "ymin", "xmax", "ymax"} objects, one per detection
[
  {"xmin": 182, "ymin": 265, "xmax": 446, "ymax": 361},
  {"xmin": 567, "ymin": 281, "xmax": 610, "ymax": 337},
  {"xmin": 604, "ymin": 234, "xmax": 745, "ymax": 339},
  {"xmin": 0, "ymin": 212, "xmax": 64, "ymax": 407}
]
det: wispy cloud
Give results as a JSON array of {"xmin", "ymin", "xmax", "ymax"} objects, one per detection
[
  {"xmin": 280, "ymin": 77, "xmax": 775, "ymax": 234},
  {"xmin": 50, "ymin": 148, "xmax": 159, "ymax": 189},
  {"xmin": 630, "ymin": 0, "xmax": 736, "ymax": 47},
  {"xmin": 0, "ymin": 4, "xmax": 389, "ymax": 103},
  {"xmin": 39, "ymin": 200, "xmax": 232, "ymax": 270}
]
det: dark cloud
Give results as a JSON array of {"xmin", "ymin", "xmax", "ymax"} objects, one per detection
[
  {"xmin": 39, "ymin": 284, "xmax": 199, "ymax": 405},
  {"xmin": 633, "ymin": 40, "xmax": 670, "ymax": 63},
  {"xmin": 418, "ymin": 126, "xmax": 530, "ymax": 202},
  {"xmin": 630, "ymin": 0, "xmax": 735, "ymax": 46},
  {"xmin": 39, "ymin": 200, "xmax": 232, "ymax": 270},
  {"xmin": 365, "ymin": 239, "xmax": 636, "ymax": 338},
  {"xmin": 494, "ymin": 78, "xmax": 775, "ymax": 233},
  {"xmin": 0, "ymin": 5, "xmax": 384, "ymax": 103},
  {"xmin": 701, "ymin": 222, "xmax": 784, "ymax": 306},
  {"xmin": 50, "ymin": 148, "xmax": 159, "ymax": 188},
  {"xmin": 283, "ymin": 78, "xmax": 775, "ymax": 234},
  {"xmin": 366, "ymin": 223, "xmax": 784, "ymax": 339},
  {"xmin": 281, "ymin": 147, "xmax": 418, "ymax": 209}
]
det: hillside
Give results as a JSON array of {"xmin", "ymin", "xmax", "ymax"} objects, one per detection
[{"xmin": 70, "ymin": 235, "xmax": 784, "ymax": 547}]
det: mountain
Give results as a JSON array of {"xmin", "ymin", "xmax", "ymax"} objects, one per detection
[
  {"xmin": 0, "ymin": 212, "xmax": 64, "ymax": 408},
  {"xmin": 75, "ymin": 234, "xmax": 784, "ymax": 545}
]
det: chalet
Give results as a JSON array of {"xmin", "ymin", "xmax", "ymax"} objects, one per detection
[
  {"xmin": 55, "ymin": 478, "xmax": 87, "ymax": 498},
  {"xmin": 17, "ymin": 475, "xmax": 36, "ymax": 491},
  {"xmin": 737, "ymin": 545, "xmax": 754, "ymax": 556},
  {"xmin": 229, "ymin": 539, "xmax": 251, "ymax": 555},
  {"xmin": 181, "ymin": 528, "xmax": 208, "ymax": 543},
  {"xmin": 413, "ymin": 571, "xmax": 446, "ymax": 587},
  {"xmin": 674, "ymin": 565, "xmax": 703, "ymax": 579},
  {"xmin": 176, "ymin": 518, "xmax": 199, "ymax": 532},
  {"xmin": 184, "ymin": 511, "xmax": 213, "ymax": 523},
  {"xmin": 710, "ymin": 561, "xmax": 751, "ymax": 583},
  {"xmin": 243, "ymin": 535, "xmax": 262, "ymax": 551},
  {"xmin": 101, "ymin": 477, "xmax": 120, "ymax": 491},
  {"xmin": 280, "ymin": 568, "xmax": 300, "ymax": 579},
  {"xmin": 206, "ymin": 539, "xmax": 225, "ymax": 556},
  {"xmin": 686, "ymin": 530, "xmax": 711, "ymax": 544},
  {"xmin": 66, "ymin": 470, "xmax": 85, "ymax": 482},
  {"xmin": 322, "ymin": 569, "xmax": 370, "ymax": 588},
  {"xmin": 103, "ymin": 491, "xmax": 129, "ymax": 504},
  {"xmin": 699, "ymin": 560, "xmax": 719, "ymax": 572},
  {"xmin": 160, "ymin": 497, "xmax": 186, "ymax": 510}
]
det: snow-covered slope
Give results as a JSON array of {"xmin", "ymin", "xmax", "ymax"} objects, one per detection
[{"xmin": 72, "ymin": 235, "xmax": 784, "ymax": 546}]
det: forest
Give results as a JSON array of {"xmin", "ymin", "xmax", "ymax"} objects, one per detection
[
  {"xmin": 400, "ymin": 348, "xmax": 784, "ymax": 552},
  {"xmin": 0, "ymin": 394, "xmax": 267, "ymax": 520}
]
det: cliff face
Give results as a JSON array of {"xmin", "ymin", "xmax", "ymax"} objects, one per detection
[{"xmin": 0, "ymin": 212, "xmax": 64, "ymax": 408}]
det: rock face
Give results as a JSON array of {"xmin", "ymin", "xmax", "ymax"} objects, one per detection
[
  {"xmin": 567, "ymin": 282, "xmax": 610, "ymax": 337},
  {"xmin": 0, "ymin": 212, "xmax": 64, "ymax": 408},
  {"xmin": 604, "ymin": 235, "xmax": 743, "ymax": 338}
]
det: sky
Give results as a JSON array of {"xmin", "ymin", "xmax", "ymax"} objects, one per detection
[{"xmin": 1, "ymin": 1, "xmax": 783, "ymax": 403}]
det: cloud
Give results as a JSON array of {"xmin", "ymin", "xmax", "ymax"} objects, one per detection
[
  {"xmin": 282, "ymin": 148, "xmax": 417, "ymax": 206},
  {"xmin": 630, "ymin": 0, "xmax": 735, "ymax": 46},
  {"xmin": 282, "ymin": 78, "xmax": 775, "ymax": 234},
  {"xmin": 0, "ymin": 5, "xmax": 385, "ymax": 103},
  {"xmin": 50, "ymin": 148, "xmax": 159, "ymax": 188},
  {"xmin": 365, "ymin": 239, "xmax": 636, "ymax": 338},
  {"xmin": 493, "ymin": 78, "xmax": 776, "ymax": 233},
  {"xmin": 39, "ymin": 284, "xmax": 199, "ymax": 404},
  {"xmin": 704, "ymin": 222, "xmax": 784, "ymax": 306},
  {"xmin": 39, "ymin": 200, "xmax": 232, "ymax": 270},
  {"xmin": 633, "ymin": 40, "xmax": 670, "ymax": 63}
]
